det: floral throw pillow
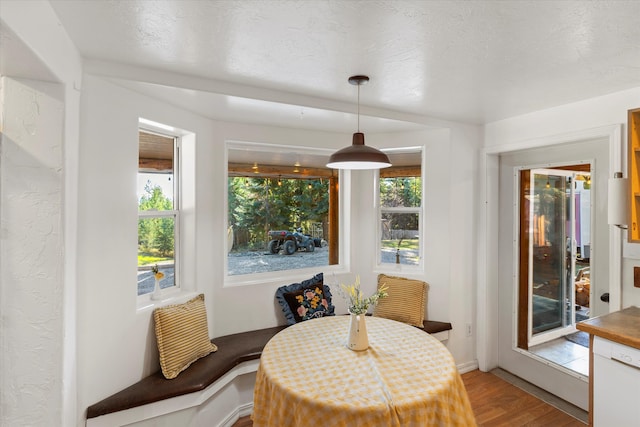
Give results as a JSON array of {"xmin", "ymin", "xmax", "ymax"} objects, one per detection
[
  {"xmin": 275, "ymin": 273, "xmax": 335, "ymax": 325},
  {"xmin": 284, "ymin": 286, "xmax": 329, "ymax": 322}
]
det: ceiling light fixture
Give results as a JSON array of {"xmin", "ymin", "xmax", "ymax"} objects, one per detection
[{"xmin": 326, "ymin": 75, "xmax": 391, "ymax": 170}]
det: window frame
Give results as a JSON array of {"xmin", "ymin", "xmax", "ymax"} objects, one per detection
[
  {"xmin": 224, "ymin": 140, "xmax": 348, "ymax": 286},
  {"xmin": 375, "ymin": 147, "xmax": 425, "ymax": 271},
  {"xmin": 137, "ymin": 124, "xmax": 181, "ymax": 301}
]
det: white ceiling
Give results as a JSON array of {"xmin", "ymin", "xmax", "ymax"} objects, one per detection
[{"xmin": 38, "ymin": 0, "xmax": 640, "ymax": 130}]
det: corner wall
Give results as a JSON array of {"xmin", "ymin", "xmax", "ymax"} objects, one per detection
[
  {"xmin": 1, "ymin": 1, "xmax": 83, "ymax": 426},
  {"xmin": 0, "ymin": 77, "xmax": 65, "ymax": 426}
]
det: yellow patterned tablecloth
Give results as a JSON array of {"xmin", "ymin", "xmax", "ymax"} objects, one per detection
[{"xmin": 252, "ymin": 316, "xmax": 477, "ymax": 427}]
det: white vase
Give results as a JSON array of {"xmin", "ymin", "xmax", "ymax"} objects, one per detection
[
  {"xmin": 151, "ymin": 277, "xmax": 162, "ymax": 300},
  {"xmin": 347, "ymin": 312, "xmax": 369, "ymax": 351}
]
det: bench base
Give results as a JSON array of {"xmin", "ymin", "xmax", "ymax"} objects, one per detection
[
  {"xmin": 86, "ymin": 320, "xmax": 452, "ymax": 427},
  {"xmin": 86, "ymin": 360, "xmax": 259, "ymax": 427}
]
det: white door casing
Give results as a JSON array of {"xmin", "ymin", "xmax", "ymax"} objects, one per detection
[{"xmin": 476, "ymin": 125, "xmax": 623, "ymax": 410}]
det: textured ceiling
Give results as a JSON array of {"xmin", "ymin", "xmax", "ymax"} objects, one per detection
[{"xmin": 45, "ymin": 0, "xmax": 640, "ymax": 127}]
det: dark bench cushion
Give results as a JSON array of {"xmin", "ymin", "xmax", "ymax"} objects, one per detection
[
  {"xmin": 86, "ymin": 326, "xmax": 286, "ymax": 419},
  {"xmin": 421, "ymin": 319, "xmax": 452, "ymax": 334}
]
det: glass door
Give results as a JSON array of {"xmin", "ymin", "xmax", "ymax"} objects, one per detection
[{"xmin": 526, "ymin": 168, "xmax": 590, "ymax": 346}]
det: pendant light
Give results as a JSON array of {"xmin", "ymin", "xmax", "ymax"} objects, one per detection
[{"xmin": 326, "ymin": 75, "xmax": 391, "ymax": 170}]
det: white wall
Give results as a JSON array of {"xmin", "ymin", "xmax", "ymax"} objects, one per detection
[
  {"xmin": 76, "ymin": 74, "xmax": 481, "ymax": 424},
  {"xmin": 0, "ymin": 76, "xmax": 65, "ymax": 427},
  {"xmin": 2, "ymin": 3, "xmax": 481, "ymax": 424},
  {"xmin": 447, "ymin": 124, "xmax": 483, "ymax": 367},
  {"xmin": 360, "ymin": 125, "xmax": 481, "ymax": 368},
  {"xmin": 1, "ymin": 1, "xmax": 83, "ymax": 426},
  {"xmin": 76, "ymin": 75, "xmax": 215, "ymax": 425},
  {"xmin": 485, "ymin": 87, "xmax": 640, "ymax": 310}
]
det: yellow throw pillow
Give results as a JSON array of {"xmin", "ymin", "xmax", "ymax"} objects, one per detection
[
  {"xmin": 153, "ymin": 294, "xmax": 218, "ymax": 379},
  {"xmin": 373, "ymin": 274, "xmax": 428, "ymax": 328}
]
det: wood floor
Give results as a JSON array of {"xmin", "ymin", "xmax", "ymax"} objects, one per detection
[{"xmin": 233, "ymin": 369, "xmax": 586, "ymax": 426}]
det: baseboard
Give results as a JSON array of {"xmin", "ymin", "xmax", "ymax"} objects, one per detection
[
  {"xmin": 238, "ymin": 402, "xmax": 253, "ymax": 418},
  {"xmin": 218, "ymin": 402, "xmax": 253, "ymax": 427},
  {"xmin": 457, "ymin": 360, "xmax": 479, "ymax": 374}
]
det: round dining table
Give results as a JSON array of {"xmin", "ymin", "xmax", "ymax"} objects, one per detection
[{"xmin": 251, "ymin": 315, "xmax": 477, "ymax": 427}]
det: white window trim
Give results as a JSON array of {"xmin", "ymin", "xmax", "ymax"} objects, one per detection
[
  {"xmin": 375, "ymin": 147, "xmax": 425, "ymax": 272},
  {"xmin": 224, "ymin": 140, "xmax": 349, "ymax": 287},
  {"xmin": 136, "ymin": 120, "xmax": 183, "ymax": 307}
]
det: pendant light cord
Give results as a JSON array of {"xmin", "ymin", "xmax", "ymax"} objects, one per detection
[{"xmin": 357, "ymin": 84, "xmax": 360, "ymax": 132}]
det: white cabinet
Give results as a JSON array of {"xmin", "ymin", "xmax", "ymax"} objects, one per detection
[{"xmin": 593, "ymin": 336, "xmax": 640, "ymax": 426}]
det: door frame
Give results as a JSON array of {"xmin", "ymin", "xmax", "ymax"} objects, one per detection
[{"xmin": 477, "ymin": 124, "xmax": 623, "ymax": 372}]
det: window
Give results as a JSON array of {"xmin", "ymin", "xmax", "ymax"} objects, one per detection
[
  {"xmin": 227, "ymin": 142, "xmax": 340, "ymax": 277},
  {"xmin": 138, "ymin": 128, "xmax": 179, "ymax": 296},
  {"xmin": 377, "ymin": 148, "xmax": 423, "ymax": 267}
]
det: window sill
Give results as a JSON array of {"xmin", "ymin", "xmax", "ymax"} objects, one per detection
[
  {"xmin": 136, "ymin": 288, "xmax": 198, "ymax": 312},
  {"xmin": 374, "ymin": 263, "xmax": 423, "ymax": 275},
  {"xmin": 224, "ymin": 264, "xmax": 348, "ymax": 288}
]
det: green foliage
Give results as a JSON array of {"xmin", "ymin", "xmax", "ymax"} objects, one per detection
[
  {"xmin": 380, "ymin": 176, "xmax": 421, "ymax": 232},
  {"xmin": 380, "ymin": 177, "xmax": 421, "ymax": 208},
  {"xmin": 228, "ymin": 176, "xmax": 330, "ymax": 249},
  {"xmin": 138, "ymin": 181, "xmax": 175, "ymax": 258},
  {"xmin": 139, "ymin": 182, "xmax": 173, "ymax": 211},
  {"xmin": 154, "ymin": 216, "xmax": 174, "ymax": 256}
]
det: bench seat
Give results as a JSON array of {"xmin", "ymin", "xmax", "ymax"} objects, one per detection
[
  {"xmin": 86, "ymin": 325, "xmax": 286, "ymax": 419},
  {"xmin": 421, "ymin": 319, "xmax": 453, "ymax": 335},
  {"xmin": 86, "ymin": 320, "xmax": 452, "ymax": 420}
]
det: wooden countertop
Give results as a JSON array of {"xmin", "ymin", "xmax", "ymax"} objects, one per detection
[{"xmin": 576, "ymin": 306, "xmax": 640, "ymax": 350}]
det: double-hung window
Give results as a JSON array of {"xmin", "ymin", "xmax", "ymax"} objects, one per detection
[
  {"xmin": 137, "ymin": 127, "xmax": 179, "ymax": 296},
  {"xmin": 377, "ymin": 147, "xmax": 423, "ymax": 267}
]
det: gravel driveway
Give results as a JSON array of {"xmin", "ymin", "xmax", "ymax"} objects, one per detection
[
  {"xmin": 227, "ymin": 246, "xmax": 417, "ymax": 275},
  {"xmin": 138, "ymin": 246, "xmax": 418, "ymax": 294},
  {"xmin": 227, "ymin": 247, "xmax": 329, "ymax": 275}
]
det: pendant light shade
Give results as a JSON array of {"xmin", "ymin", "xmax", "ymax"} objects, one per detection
[
  {"xmin": 327, "ymin": 75, "xmax": 391, "ymax": 170},
  {"xmin": 326, "ymin": 132, "xmax": 391, "ymax": 169}
]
